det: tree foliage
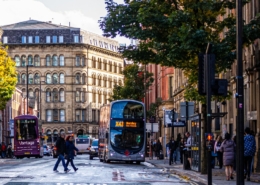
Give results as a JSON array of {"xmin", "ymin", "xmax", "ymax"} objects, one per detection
[
  {"xmin": 99, "ymin": 0, "xmax": 260, "ymax": 102},
  {"xmin": 0, "ymin": 44, "xmax": 17, "ymax": 110},
  {"xmin": 109, "ymin": 63, "xmax": 154, "ymax": 101}
]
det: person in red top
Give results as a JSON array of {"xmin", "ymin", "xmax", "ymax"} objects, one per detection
[{"xmin": 1, "ymin": 142, "xmax": 6, "ymax": 158}]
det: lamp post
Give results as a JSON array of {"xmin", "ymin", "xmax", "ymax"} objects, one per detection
[
  {"xmin": 26, "ymin": 64, "xmax": 33, "ymax": 114},
  {"xmin": 39, "ymin": 80, "xmax": 46, "ymax": 120}
]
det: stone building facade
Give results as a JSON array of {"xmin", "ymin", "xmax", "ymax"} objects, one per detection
[{"xmin": 0, "ymin": 20, "xmax": 124, "ymax": 144}]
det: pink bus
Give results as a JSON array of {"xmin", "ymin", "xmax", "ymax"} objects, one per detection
[{"xmin": 14, "ymin": 115, "xmax": 44, "ymax": 158}]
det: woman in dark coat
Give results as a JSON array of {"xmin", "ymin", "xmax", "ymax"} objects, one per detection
[
  {"xmin": 155, "ymin": 139, "xmax": 162, "ymax": 159},
  {"xmin": 65, "ymin": 135, "xmax": 79, "ymax": 172},
  {"xmin": 220, "ymin": 133, "xmax": 235, "ymax": 181}
]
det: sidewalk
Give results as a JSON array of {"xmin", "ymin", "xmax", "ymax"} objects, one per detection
[{"xmin": 146, "ymin": 157, "xmax": 260, "ymax": 185}]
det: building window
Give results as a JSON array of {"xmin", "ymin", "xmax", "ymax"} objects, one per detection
[
  {"xmin": 60, "ymin": 110, "xmax": 65, "ymax": 122},
  {"xmin": 82, "ymin": 74, "xmax": 86, "ymax": 84},
  {"xmin": 52, "ymin": 36, "xmax": 57, "ymax": 43},
  {"xmin": 52, "ymin": 55, "xmax": 58, "ymax": 66},
  {"xmin": 35, "ymin": 36, "xmax": 39, "ymax": 43},
  {"xmin": 60, "ymin": 89, "xmax": 65, "ymax": 102},
  {"xmin": 82, "ymin": 88, "xmax": 86, "ymax": 102},
  {"xmin": 53, "ymin": 89, "xmax": 59, "ymax": 102},
  {"xmin": 92, "ymin": 57, "xmax": 96, "ymax": 68},
  {"xmin": 114, "ymin": 62, "xmax": 117, "ymax": 73},
  {"xmin": 75, "ymin": 110, "xmax": 80, "ymax": 122},
  {"xmin": 46, "ymin": 110, "xmax": 52, "ymax": 122},
  {"xmin": 98, "ymin": 92, "xmax": 101, "ymax": 103},
  {"xmin": 53, "ymin": 109, "xmax": 58, "ymax": 122},
  {"xmin": 46, "ymin": 55, "xmax": 51, "ymax": 66},
  {"xmin": 103, "ymin": 77, "xmax": 107, "ymax": 87},
  {"xmin": 76, "ymin": 89, "xmax": 80, "ymax": 102},
  {"xmin": 29, "ymin": 89, "xmax": 34, "ymax": 98},
  {"xmin": 15, "ymin": 56, "xmax": 20, "ymax": 66},
  {"xmin": 82, "ymin": 109, "xmax": 86, "ymax": 121},
  {"xmin": 98, "ymin": 76, "xmax": 101, "ymax": 86},
  {"xmin": 74, "ymin": 35, "xmax": 79, "ymax": 43},
  {"xmin": 3, "ymin": 36, "xmax": 8, "ymax": 44},
  {"xmin": 59, "ymin": 55, "xmax": 64, "ymax": 66},
  {"xmin": 53, "ymin": 73, "xmax": 58, "ymax": 84},
  {"xmin": 22, "ymin": 36, "xmax": 26, "ymax": 43},
  {"xmin": 92, "ymin": 109, "xmax": 96, "ymax": 122},
  {"xmin": 59, "ymin": 36, "xmax": 63, "ymax": 43},
  {"xmin": 34, "ymin": 73, "xmax": 40, "ymax": 84},
  {"xmin": 46, "ymin": 74, "xmax": 52, "ymax": 84},
  {"xmin": 28, "ymin": 74, "xmax": 33, "ymax": 84},
  {"xmin": 17, "ymin": 74, "xmax": 20, "ymax": 83},
  {"xmin": 92, "ymin": 92, "xmax": 96, "ymax": 103},
  {"xmin": 75, "ymin": 73, "xmax": 80, "ymax": 84},
  {"xmin": 34, "ymin": 55, "xmax": 40, "ymax": 66},
  {"xmin": 103, "ymin": 60, "xmax": 107, "ymax": 70},
  {"xmin": 103, "ymin": 93, "xmax": 107, "ymax": 104},
  {"xmin": 60, "ymin": 73, "xmax": 65, "ymax": 84},
  {"xmin": 109, "ymin": 61, "xmax": 112, "ymax": 72},
  {"xmin": 22, "ymin": 74, "xmax": 26, "ymax": 84},
  {"xmin": 46, "ymin": 89, "xmax": 51, "ymax": 102},
  {"xmin": 75, "ymin": 56, "xmax": 80, "ymax": 66},
  {"xmin": 21, "ymin": 55, "xmax": 26, "ymax": 66},
  {"xmin": 82, "ymin": 56, "xmax": 85, "ymax": 66},
  {"xmin": 92, "ymin": 74, "xmax": 96, "ymax": 85},
  {"xmin": 28, "ymin": 36, "xmax": 33, "ymax": 43},
  {"xmin": 28, "ymin": 55, "xmax": 33, "ymax": 65},
  {"xmin": 46, "ymin": 36, "xmax": 50, "ymax": 43}
]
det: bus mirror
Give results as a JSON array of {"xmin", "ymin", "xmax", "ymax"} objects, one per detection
[{"xmin": 105, "ymin": 133, "xmax": 108, "ymax": 139}]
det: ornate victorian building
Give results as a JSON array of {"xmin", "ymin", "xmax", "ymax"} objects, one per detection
[{"xmin": 1, "ymin": 20, "xmax": 124, "ymax": 144}]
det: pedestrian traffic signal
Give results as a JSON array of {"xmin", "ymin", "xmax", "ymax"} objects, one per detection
[
  {"xmin": 205, "ymin": 133, "xmax": 213, "ymax": 141},
  {"xmin": 212, "ymin": 79, "xmax": 228, "ymax": 96}
]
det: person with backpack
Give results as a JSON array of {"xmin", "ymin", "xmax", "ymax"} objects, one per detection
[
  {"xmin": 53, "ymin": 133, "xmax": 70, "ymax": 173},
  {"xmin": 65, "ymin": 135, "xmax": 79, "ymax": 172}
]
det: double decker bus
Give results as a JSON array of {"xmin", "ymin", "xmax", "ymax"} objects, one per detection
[
  {"xmin": 99, "ymin": 99, "xmax": 145, "ymax": 164},
  {"xmin": 14, "ymin": 115, "xmax": 44, "ymax": 158}
]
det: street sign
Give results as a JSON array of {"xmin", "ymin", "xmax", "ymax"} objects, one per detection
[
  {"xmin": 146, "ymin": 123, "xmax": 159, "ymax": 132},
  {"xmin": 164, "ymin": 109, "xmax": 185, "ymax": 127}
]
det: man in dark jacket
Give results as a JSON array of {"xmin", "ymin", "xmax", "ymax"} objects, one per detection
[
  {"xmin": 169, "ymin": 137, "xmax": 176, "ymax": 165},
  {"xmin": 244, "ymin": 127, "xmax": 256, "ymax": 181},
  {"xmin": 53, "ymin": 133, "xmax": 70, "ymax": 173}
]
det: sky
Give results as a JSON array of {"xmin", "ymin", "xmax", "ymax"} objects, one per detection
[{"xmin": 0, "ymin": 0, "xmax": 130, "ymax": 44}]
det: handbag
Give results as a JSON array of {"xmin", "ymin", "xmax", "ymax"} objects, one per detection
[{"xmin": 211, "ymin": 151, "xmax": 217, "ymax": 157}]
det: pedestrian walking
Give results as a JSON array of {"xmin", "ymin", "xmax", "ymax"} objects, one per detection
[
  {"xmin": 232, "ymin": 135, "xmax": 236, "ymax": 172},
  {"xmin": 220, "ymin": 133, "xmax": 235, "ymax": 181},
  {"xmin": 179, "ymin": 138, "xmax": 185, "ymax": 164},
  {"xmin": 214, "ymin": 135, "xmax": 223, "ymax": 169},
  {"xmin": 169, "ymin": 137, "xmax": 176, "ymax": 165},
  {"xmin": 65, "ymin": 135, "xmax": 79, "ymax": 172},
  {"xmin": 244, "ymin": 127, "xmax": 256, "ymax": 181},
  {"xmin": 7, "ymin": 144, "xmax": 13, "ymax": 158},
  {"xmin": 1, "ymin": 142, "xmax": 7, "ymax": 158},
  {"xmin": 210, "ymin": 135, "xmax": 217, "ymax": 169},
  {"xmin": 155, "ymin": 139, "xmax": 162, "ymax": 159},
  {"xmin": 250, "ymin": 130, "xmax": 256, "ymax": 174},
  {"xmin": 53, "ymin": 133, "xmax": 70, "ymax": 173},
  {"xmin": 184, "ymin": 132, "xmax": 192, "ymax": 169}
]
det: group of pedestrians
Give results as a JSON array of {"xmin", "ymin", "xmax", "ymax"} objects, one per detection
[
  {"xmin": 212, "ymin": 127, "xmax": 256, "ymax": 181},
  {"xmin": 53, "ymin": 133, "xmax": 79, "ymax": 173},
  {"xmin": 0, "ymin": 142, "xmax": 13, "ymax": 158}
]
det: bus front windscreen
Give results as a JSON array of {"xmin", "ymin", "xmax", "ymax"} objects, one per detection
[
  {"xmin": 110, "ymin": 129, "xmax": 144, "ymax": 151},
  {"xmin": 15, "ymin": 119, "xmax": 37, "ymax": 140}
]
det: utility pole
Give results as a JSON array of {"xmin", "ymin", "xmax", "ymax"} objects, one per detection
[{"xmin": 236, "ymin": 0, "xmax": 244, "ymax": 183}]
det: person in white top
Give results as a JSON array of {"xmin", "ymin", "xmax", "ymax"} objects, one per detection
[{"xmin": 184, "ymin": 132, "xmax": 192, "ymax": 168}]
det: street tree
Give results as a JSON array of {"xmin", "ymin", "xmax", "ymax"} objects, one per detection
[
  {"xmin": 0, "ymin": 44, "xmax": 17, "ymax": 110},
  {"xmin": 99, "ymin": 0, "xmax": 260, "ymax": 174},
  {"xmin": 109, "ymin": 63, "xmax": 154, "ymax": 102}
]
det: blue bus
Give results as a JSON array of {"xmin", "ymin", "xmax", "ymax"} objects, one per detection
[{"xmin": 99, "ymin": 99, "xmax": 146, "ymax": 164}]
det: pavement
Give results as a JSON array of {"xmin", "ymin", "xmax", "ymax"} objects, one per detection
[{"xmin": 146, "ymin": 157, "xmax": 260, "ymax": 185}]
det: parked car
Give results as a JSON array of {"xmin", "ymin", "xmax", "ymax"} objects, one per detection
[
  {"xmin": 52, "ymin": 146, "xmax": 58, "ymax": 158},
  {"xmin": 89, "ymin": 139, "xmax": 99, "ymax": 160},
  {"xmin": 43, "ymin": 145, "xmax": 52, "ymax": 156}
]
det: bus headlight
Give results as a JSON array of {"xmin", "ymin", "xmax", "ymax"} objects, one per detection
[
  {"xmin": 110, "ymin": 151, "xmax": 115, "ymax": 156},
  {"xmin": 139, "ymin": 151, "xmax": 144, "ymax": 157}
]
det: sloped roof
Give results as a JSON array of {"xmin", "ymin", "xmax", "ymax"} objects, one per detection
[{"xmin": 1, "ymin": 20, "xmax": 79, "ymax": 30}]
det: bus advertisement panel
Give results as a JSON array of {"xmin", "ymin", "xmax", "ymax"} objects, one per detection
[
  {"xmin": 99, "ymin": 100, "xmax": 145, "ymax": 164},
  {"xmin": 14, "ymin": 115, "xmax": 43, "ymax": 158}
]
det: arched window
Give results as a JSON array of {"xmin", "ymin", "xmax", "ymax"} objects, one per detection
[
  {"xmin": 46, "ymin": 55, "xmax": 51, "ymax": 66},
  {"xmin": 15, "ymin": 56, "xmax": 20, "ymax": 67},
  {"xmin": 28, "ymin": 89, "xmax": 34, "ymax": 98},
  {"xmin": 103, "ymin": 76, "xmax": 107, "ymax": 87},
  {"xmin": 98, "ymin": 76, "xmax": 101, "ymax": 86},
  {"xmin": 52, "ymin": 55, "xmax": 58, "ymax": 66},
  {"xmin": 75, "ymin": 73, "xmax": 81, "ymax": 84},
  {"xmin": 34, "ymin": 73, "xmax": 40, "ymax": 84},
  {"xmin": 35, "ymin": 89, "xmax": 39, "ymax": 98},
  {"xmin": 21, "ymin": 55, "xmax": 26, "ymax": 66},
  {"xmin": 46, "ymin": 88, "xmax": 51, "ymax": 102},
  {"xmin": 46, "ymin": 74, "xmax": 51, "ymax": 84},
  {"xmin": 34, "ymin": 55, "xmax": 40, "ymax": 66},
  {"xmin": 53, "ymin": 73, "xmax": 58, "ymax": 84},
  {"xmin": 53, "ymin": 88, "xmax": 58, "ymax": 102},
  {"xmin": 60, "ymin": 88, "xmax": 65, "ymax": 102},
  {"xmin": 82, "ymin": 74, "xmax": 86, "ymax": 84},
  {"xmin": 60, "ymin": 73, "xmax": 65, "ymax": 84},
  {"xmin": 59, "ymin": 55, "xmax": 64, "ymax": 66},
  {"xmin": 92, "ymin": 74, "xmax": 96, "ymax": 85},
  {"xmin": 28, "ymin": 74, "xmax": 33, "ymax": 84},
  {"xmin": 46, "ymin": 130, "xmax": 52, "ymax": 143},
  {"xmin": 28, "ymin": 55, "xmax": 33, "ymax": 65},
  {"xmin": 17, "ymin": 74, "xmax": 20, "ymax": 83},
  {"xmin": 21, "ymin": 74, "xmax": 26, "ymax": 84}
]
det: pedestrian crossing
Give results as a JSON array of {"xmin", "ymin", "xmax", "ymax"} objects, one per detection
[{"xmin": 56, "ymin": 184, "xmax": 108, "ymax": 185}]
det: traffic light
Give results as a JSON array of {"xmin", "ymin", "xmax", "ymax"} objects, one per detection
[
  {"xmin": 205, "ymin": 133, "xmax": 213, "ymax": 141},
  {"xmin": 212, "ymin": 79, "xmax": 228, "ymax": 96},
  {"xmin": 198, "ymin": 54, "xmax": 206, "ymax": 95}
]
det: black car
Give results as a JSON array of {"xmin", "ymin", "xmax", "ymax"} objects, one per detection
[{"xmin": 89, "ymin": 139, "xmax": 99, "ymax": 160}]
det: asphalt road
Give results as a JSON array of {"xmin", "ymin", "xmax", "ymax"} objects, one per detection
[{"xmin": 0, "ymin": 155, "xmax": 202, "ymax": 185}]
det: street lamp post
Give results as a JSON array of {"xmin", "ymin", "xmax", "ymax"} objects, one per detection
[
  {"xmin": 39, "ymin": 80, "xmax": 46, "ymax": 120},
  {"xmin": 26, "ymin": 64, "xmax": 33, "ymax": 114}
]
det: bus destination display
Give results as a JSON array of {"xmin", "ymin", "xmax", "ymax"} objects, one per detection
[{"xmin": 113, "ymin": 121, "xmax": 141, "ymax": 128}]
